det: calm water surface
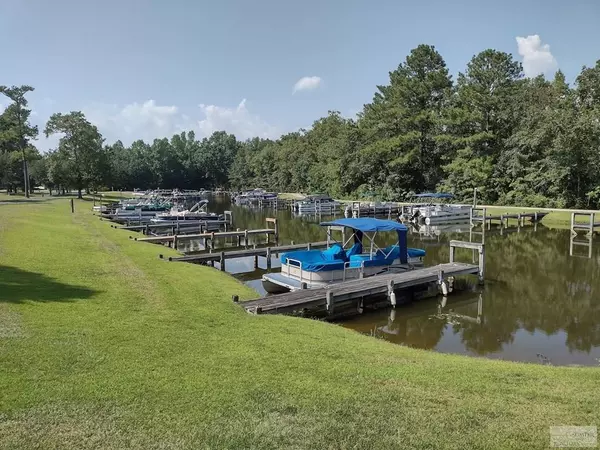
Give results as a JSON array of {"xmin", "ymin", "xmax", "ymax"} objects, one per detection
[{"xmin": 200, "ymin": 195, "xmax": 600, "ymax": 366}]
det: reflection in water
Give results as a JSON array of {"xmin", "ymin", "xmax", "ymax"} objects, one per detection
[
  {"xmin": 570, "ymin": 233, "xmax": 593, "ymax": 259},
  {"xmin": 201, "ymin": 196, "xmax": 600, "ymax": 366}
]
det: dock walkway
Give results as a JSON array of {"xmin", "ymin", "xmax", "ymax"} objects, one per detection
[
  {"xmin": 243, "ymin": 262, "xmax": 479, "ymax": 316},
  {"xmin": 240, "ymin": 240, "xmax": 484, "ymax": 317},
  {"xmin": 163, "ymin": 241, "xmax": 329, "ymax": 270},
  {"xmin": 470, "ymin": 207, "xmax": 547, "ymax": 227}
]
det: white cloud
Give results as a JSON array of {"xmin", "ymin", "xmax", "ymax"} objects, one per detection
[
  {"xmin": 516, "ymin": 35, "xmax": 558, "ymax": 78},
  {"xmin": 292, "ymin": 76, "xmax": 322, "ymax": 94},
  {"xmin": 64, "ymin": 98, "xmax": 279, "ymax": 146},
  {"xmin": 31, "ymin": 98, "xmax": 280, "ymax": 150},
  {"xmin": 84, "ymin": 100, "xmax": 193, "ymax": 144},
  {"xmin": 197, "ymin": 99, "xmax": 279, "ymax": 140}
]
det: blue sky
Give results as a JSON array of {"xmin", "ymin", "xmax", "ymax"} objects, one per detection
[{"xmin": 1, "ymin": 0, "xmax": 599, "ymax": 150}]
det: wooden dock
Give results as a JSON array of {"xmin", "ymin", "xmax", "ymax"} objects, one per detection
[
  {"xmin": 238, "ymin": 240, "xmax": 484, "ymax": 318},
  {"xmin": 132, "ymin": 218, "xmax": 279, "ymax": 249},
  {"xmin": 242, "ymin": 262, "xmax": 479, "ymax": 316},
  {"xmin": 164, "ymin": 241, "xmax": 329, "ymax": 270},
  {"xmin": 348, "ymin": 201, "xmax": 401, "ymax": 218},
  {"xmin": 470, "ymin": 207, "xmax": 547, "ymax": 227},
  {"xmin": 112, "ymin": 219, "xmax": 228, "ymax": 233}
]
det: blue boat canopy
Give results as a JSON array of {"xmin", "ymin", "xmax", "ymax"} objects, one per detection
[
  {"xmin": 319, "ymin": 218, "xmax": 407, "ymax": 232},
  {"xmin": 413, "ymin": 192, "xmax": 454, "ymax": 199}
]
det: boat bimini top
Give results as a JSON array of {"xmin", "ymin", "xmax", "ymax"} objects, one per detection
[
  {"xmin": 278, "ymin": 218, "xmax": 412, "ymax": 273},
  {"xmin": 320, "ymin": 217, "xmax": 409, "ymax": 264}
]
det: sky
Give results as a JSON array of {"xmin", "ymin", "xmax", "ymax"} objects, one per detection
[{"xmin": 1, "ymin": 0, "xmax": 599, "ymax": 151}]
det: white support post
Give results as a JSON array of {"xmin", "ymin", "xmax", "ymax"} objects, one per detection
[{"xmin": 388, "ymin": 280, "xmax": 396, "ymax": 307}]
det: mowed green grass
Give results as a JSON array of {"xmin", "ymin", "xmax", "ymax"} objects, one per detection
[{"xmin": 1, "ymin": 199, "xmax": 599, "ymax": 449}]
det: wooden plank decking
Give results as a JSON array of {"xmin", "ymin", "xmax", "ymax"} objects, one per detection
[
  {"xmin": 164, "ymin": 241, "xmax": 329, "ymax": 263},
  {"xmin": 242, "ymin": 262, "xmax": 479, "ymax": 315},
  {"xmin": 134, "ymin": 228, "xmax": 274, "ymax": 243}
]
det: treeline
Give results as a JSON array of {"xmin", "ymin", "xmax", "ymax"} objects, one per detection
[{"xmin": 2, "ymin": 45, "xmax": 600, "ymax": 206}]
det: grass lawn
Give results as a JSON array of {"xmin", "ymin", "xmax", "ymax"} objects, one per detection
[{"xmin": 1, "ymin": 198, "xmax": 599, "ymax": 449}]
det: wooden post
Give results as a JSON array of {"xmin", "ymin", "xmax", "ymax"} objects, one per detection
[
  {"xmin": 326, "ymin": 290, "xmax": 334, "ymax": 314},
  {"xmin": 173, "ymin": 235, "xmax": 178, "ymax": 250},
  {"xmin": 244, "ymin": 229, "xmax": 248, "ymax": 247},
  {"xmin": 449, "ymin": 244, "xmax": 455, "ymax": 263},
  {"xmin": 144, "ymin": 224, "xmax": 149, "ymax": 235},
  {"xmin": 220, "ymin": 252, "xmax": 225, "ymax": 271},
  {"xmin": 70, "ymin": 198, "xmax": 74, "ymax": 213},
  {"xmin": 438, "ymin": 269, "xmax": 449, "ymax": 296},
  {"xmin": 478, "ymin": 246, "xmax": 485, "ymax": 285},
  {"xmin": 590, "ymin": 213, "xmax": 595, "ymax": 234},
  {"xmin": 176, "ymin": 221, "xmax": 180, "ymax": 234},
  {"xmin": 253, "ymin": 254, "xmax": 258, "ymax": 269},
  {"xmin": 388, "ymin": 280, "xmax": 396, "ymax": 307},
  {"xmin": 266, "ymin": 247, "xmax": 272, "ymax": 269}
]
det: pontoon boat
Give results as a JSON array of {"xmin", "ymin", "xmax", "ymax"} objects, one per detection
[
  {"xmin": 404, "ymin": 193, "xmax": 472, "ymax": 225},
  {"xmin": 261, "ymin": 218, "xmax": 425, "ymax": 293}
]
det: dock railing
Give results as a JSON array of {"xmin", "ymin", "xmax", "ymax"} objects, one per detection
[
  {"xmin": 449, "ymin": 240, "xmax": 485, "ymax": 284},
  {"xmin": 571, "ymin": 212, "xmax": 596, "ymax": 235}
]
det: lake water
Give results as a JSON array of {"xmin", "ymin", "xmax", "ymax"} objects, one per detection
[{"xmin": 195, "ymin": 195, "xmax": 600, "ymax": 366}]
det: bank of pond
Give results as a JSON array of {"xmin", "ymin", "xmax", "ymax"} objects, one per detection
[{"xmin": 103, "ymin": 193, "xmax": 600, "ymax": 367}]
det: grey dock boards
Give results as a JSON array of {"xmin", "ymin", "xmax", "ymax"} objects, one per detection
[
  {"xmin": 242, "ymin": 262, "xmax": 480, "ymax": 316},
  {"xmin": 163, "ymin": 241, "xmax": 330, "ymax": 271},
  {"xmin": 131, "ymin": 217, "xmax": 278, "ymax": 243},
  {"xmin": 238, "ymin": 240, "xmax": 484, "ymax": 317}
]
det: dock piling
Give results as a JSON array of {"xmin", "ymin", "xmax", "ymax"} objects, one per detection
[
  {"xmin": 388, "ymin": 280, "xmax": 396, "ymax": 307},
  {"xmin": 326, "ymin": 291, "xmax": 334, "ymax": 314}
]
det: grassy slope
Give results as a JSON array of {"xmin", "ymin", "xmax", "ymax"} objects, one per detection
[{"xmin": 1, "ymin": 199, "xmax": 599, "ymax": 449}]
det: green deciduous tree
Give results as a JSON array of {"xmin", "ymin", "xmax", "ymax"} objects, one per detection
[
  {"xmin": 44, "ymin": 111, "xmax": 105, "ymax": 198},
  {"xmin": 0, "ymin": 85, "xmax": 39, "ymax": 196}
]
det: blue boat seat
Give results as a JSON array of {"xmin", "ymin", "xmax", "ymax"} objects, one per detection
[
  {"xmin": 348, "ymin": 253, "xmax": 391, "ymax": 268},
  {"xmin": 280, "ymin": 244, "xmax": 347, "ymax": 272},
  {"xmin": 345, "ymin": 242, "xmax": 363, "ymax": 259},
  {"xmin": 408, "ymin": 248, "xmax": 426, "ymax": 258}
]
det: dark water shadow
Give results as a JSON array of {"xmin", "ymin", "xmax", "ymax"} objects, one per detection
[{"xmin": 0, "ymin": 265, "xmax": 99, "ymax": 303}]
